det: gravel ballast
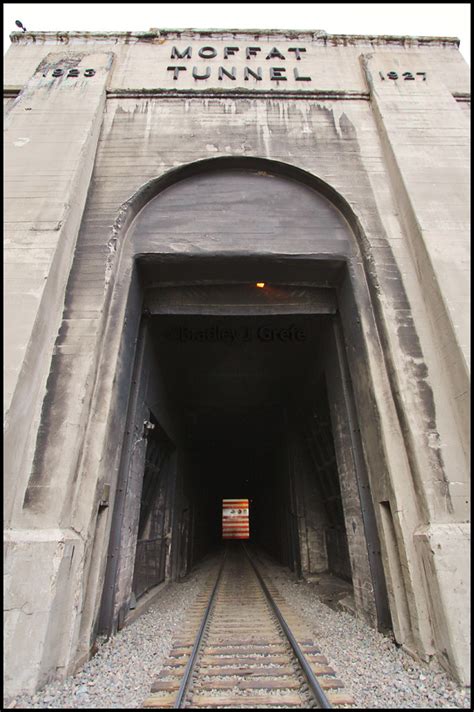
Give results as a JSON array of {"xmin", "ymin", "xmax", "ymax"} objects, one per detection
[
  {"xmin": 9, "ymin": 556, "xmax": 217, "ymax": 709},
  {"xmin": 8, "ymin": 549, "xmax": 471, "ymax": 709},
  {"xmin": 257, "ymin": 552, "xmax": 471, "ymax": 709}
]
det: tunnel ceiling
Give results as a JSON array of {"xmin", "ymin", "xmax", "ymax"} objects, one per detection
[{"xmin": 148, "ymin": 314, "xmax": 329, "ymax": 446}]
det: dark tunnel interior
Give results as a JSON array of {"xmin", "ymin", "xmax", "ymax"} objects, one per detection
[{"xmin": 130, "ymin": 310, "xmax": 353, "ymax": 599}]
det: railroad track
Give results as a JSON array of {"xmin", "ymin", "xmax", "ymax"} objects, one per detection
[{"xmin": 143, "ymin": 543, "xmax": 353, "ymax": 708}]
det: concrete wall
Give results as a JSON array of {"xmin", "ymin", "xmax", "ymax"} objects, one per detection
[{"xmin": 3, "ymin": 29, "xmax": 470, "ymax": 695}]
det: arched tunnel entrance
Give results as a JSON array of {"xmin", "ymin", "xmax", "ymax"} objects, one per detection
[
  {"xmin": 93, "ymin": 162, "xmax": 397, "ymax": 648},
  {"xmin": 98, "ymin": 254, "xmax": 391, "ymax": 639}
]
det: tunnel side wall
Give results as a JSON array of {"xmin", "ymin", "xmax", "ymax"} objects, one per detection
[
  {"xmin": 3, "ymin": 31, "xmax": 470, "ymax": 695},
  {"xmin": 96, "ymin": 322, "xmax": 184, "ymax": 636}
]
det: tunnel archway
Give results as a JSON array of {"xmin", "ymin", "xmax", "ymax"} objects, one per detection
[{"xmin": 76, "ymin": 157, "xmax": 426, "ymax": 664}]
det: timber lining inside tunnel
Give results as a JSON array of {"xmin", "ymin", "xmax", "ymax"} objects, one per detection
[{"xmin": 98, "ymin": 268, "xmax": 391, "ymax": 641}]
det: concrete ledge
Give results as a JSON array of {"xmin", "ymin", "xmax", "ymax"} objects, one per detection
[
  {"xmin": 4, "ymin": 529, "xmax": 84, "ymax": 696},
  {"xmin": 9, "ymin": 29, "xmax": 460, "ymax": 47},
  {"xmin": 106, "ymin": 88, "xmax": 370, "ymax": 101},
  {"xmin": 123, "ymin": 581, "xmax": 170, "ymax": 628}
]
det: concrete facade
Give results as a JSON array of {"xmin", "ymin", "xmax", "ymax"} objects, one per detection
[{"xmin": 3, "ymin": 29, "xmax": 470, "ymax": 696}]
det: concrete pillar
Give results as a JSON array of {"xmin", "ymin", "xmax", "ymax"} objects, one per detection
[
  {"xmin": 362, "ymin": 52, "xmax": 470, "ymax": 684},
  {"xmin": 4, "ymin": 50, "xmax": 114, "ymax": 696}
]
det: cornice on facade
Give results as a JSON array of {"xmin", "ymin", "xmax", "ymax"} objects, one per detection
[{"xmin": 8, "ymin": 28, "xmax": 461, "ymax": 49}]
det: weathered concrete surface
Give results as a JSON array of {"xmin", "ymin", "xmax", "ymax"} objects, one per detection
[
  {"xmin": 414, "ymin": 523, "xmax": 470, "ymax": 684},
  {"xmin": 3, "ymin": 29, "xmax": 470, "ymax": 696},
  {"xmin": 362, "ymin": 51, "xmax": 470, "ymax": 483},
  {"xmin": 5, "ymin": 30, "xmax": 469, "ymax": 95},
  {"xmin": 4, "ymin": 48, "xmax": 113, "ymax": 698},
  {"xmin": 4, "ymin": 528, "xmax": 83, "ymax": 695},
  {"xmin": 4, "ymin": 50, "xmax": 114, "ymax": 524}
]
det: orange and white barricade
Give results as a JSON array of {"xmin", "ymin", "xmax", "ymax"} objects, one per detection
[{"xmin": 222, "ymin": 499, "xmax": 249, "ymax": 539}]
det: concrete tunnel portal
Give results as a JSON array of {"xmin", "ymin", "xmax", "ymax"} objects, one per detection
[
  {"xmin": 96, "ymin": 163, "xmax": 392, "ymax": 643},
  {"xmin": 4, "ymin": 30, "xmax": 470, "ymax": 697}
]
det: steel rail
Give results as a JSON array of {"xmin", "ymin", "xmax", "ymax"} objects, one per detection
[
  {"xmin": 174, "ymin": 547, "xmax": 227, "ymax": 708},
  {"xmin": 242, "ymin": 543, "xmax": 333, "ymax": 709}
]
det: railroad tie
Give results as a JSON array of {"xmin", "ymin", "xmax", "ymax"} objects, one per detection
[{"xmin": 142, "ymin": 545, "xmax": 355, "ymax": 708}]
